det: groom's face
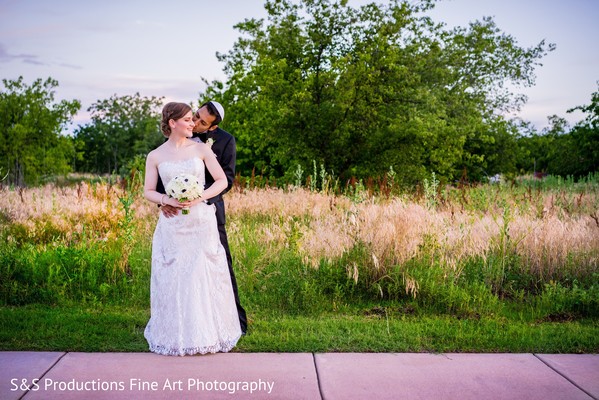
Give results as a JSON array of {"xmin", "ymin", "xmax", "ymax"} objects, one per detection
[{"xmin": 193, "ymin": 106, "xmax": 218, "ymax": 133}]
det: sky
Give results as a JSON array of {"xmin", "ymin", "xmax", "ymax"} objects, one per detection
[{"xmin": 1, "ymin": 0, "xmax": 598, "ymax": 133}]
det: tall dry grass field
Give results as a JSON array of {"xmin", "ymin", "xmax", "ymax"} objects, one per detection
[
  {"xmin": 1, "ymin": 177, "xmax": 598, "ymax": 315},
  {"xmin": 227, "ymin": 185, "xmax": 598, "ymax": 280}
]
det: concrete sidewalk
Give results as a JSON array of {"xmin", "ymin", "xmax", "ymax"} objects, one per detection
[{"xmin": 1, "ymin": 352, "xmax": 597, "ymax": 399}]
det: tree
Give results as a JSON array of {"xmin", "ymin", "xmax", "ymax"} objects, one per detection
[
  {"xmin": 514, "ymin": 116, "xmax": 567, "ymax": 176},
  {"xmin": 74, "ymin": 93, "xmax": 164, "ymax": 174},
  {"xmin": 0, "ymin": 77, "xmax": 80, "ymax": 186},
  {"xmin": 562, "ymin": 85, "xmax": 599, "ymax": 177},
  {"xmin": 202, "ymin": 0, "xmax": 553, "ymax": 185}
]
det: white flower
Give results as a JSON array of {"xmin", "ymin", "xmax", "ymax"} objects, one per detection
[
  {"xmin": 165, "ymin": 173, "xmax": 203, "ymax": 215},
  {"xmin": 206, "ymin": 138, "xmax": 215, "ymax": 148}
]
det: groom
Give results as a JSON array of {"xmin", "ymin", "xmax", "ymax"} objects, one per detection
[{"xmin": 158, "ymin": 101, "xmax": 247, "ymax": 335}]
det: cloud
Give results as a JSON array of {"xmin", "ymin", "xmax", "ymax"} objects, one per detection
[
  {"xmin": 0, "ymin": 42, "xmax": 45, "ymax": 65},
  {"xmin": 22, "ymin": 58, "xmax": 46, "ymax": 66},
  {"xmin": 0, "ymin": 42, "xmax": 82, "ymax": 69}
]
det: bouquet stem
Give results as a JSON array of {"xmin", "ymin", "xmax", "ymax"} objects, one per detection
[{"xmin": 180, "ymin": 197, "xmax": 189, "ymax": 215}]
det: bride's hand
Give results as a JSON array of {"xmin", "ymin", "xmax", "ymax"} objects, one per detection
[
  {"xmin": 182, "ymin": 197, "xmax": 205, "ymax": 208},
  {"xmin": 173, "ymin": 197, "xmax": 204, "ymax": 209},
  {"xmin": 160, "ymin": 197, "xmax": 192, "ymax": 218}
]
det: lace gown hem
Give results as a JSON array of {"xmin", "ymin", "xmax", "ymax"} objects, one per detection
[{"xmin": 148, "ymin": 336, "xmax": 241, "ymax": 357}]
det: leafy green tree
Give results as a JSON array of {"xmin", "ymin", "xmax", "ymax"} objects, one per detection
[
  {"xmin": 0, "ymin": 77, "xmax": 80, "ymax": 186},
  {"xmin": 514, "ymin": 116, "xmax": 566, "ymax": 176},
  {"xmin": 542, "ymin": 115, "xmax": 571, "ymax": 175},
  {"xmin": 460, "ymin": 116, "xmax": 521, "ymax": 181},
  {"xmin": 74, "ymin": 93, "xmax": 164, "ymax": 174},
  {"xmin": 202, "ymin": 0, "xmax": 553, "ymax": 185},
  {"xmin": 561, "ymin": 85, "xmax": 599, "ymax": 177},
  {"xmin": 515, "ymin": 87, "xmax": 598, "ymax": 179},
  {"xmin": 513, "ymin": 120, "xmax": 541, "ymax": 175}
]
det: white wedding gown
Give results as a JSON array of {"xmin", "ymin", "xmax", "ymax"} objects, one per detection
[{"xmin": 144, "ymin": 157, "xmax": 242, "ymax": 356}]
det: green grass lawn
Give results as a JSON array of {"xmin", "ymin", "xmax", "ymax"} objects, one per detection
[{"xmin": 1, "ymin": 304, "xmax": 597, "ymax": 353}]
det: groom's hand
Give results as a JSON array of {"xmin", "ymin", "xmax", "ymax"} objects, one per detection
[{"xmin": 160, "ymin": 204, "xmax": 179, "ymax": 218}]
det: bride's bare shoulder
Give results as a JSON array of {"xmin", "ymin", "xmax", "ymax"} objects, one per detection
[
  {"xmin": 189, "ymin": 141, "xmax": 209, "ymax": 157},
  {"xmin": 146, "ymin": 146, "xmax": 165, "ymax": 165}
]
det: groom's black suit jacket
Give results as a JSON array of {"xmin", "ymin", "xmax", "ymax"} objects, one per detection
[{"xmin": 194, "ymin": 127, "xmax": 236, "ymax": 225}]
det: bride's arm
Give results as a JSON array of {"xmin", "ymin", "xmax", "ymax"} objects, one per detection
[{"xmin": 199, "ymin": 146, "xmax": 228, "ymax": 201}]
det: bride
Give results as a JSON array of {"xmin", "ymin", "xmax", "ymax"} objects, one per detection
[{"xmin": 143, "ymin": 102, "xmax": 242, "ymax": 356}]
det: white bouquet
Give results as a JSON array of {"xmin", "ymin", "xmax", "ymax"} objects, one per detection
[{"xmin": 165, "ymin": 173, "xmax": 203, "ymax": 215}]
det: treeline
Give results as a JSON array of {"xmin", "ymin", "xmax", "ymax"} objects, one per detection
[{"xmin": 1, "ymin": 0, "xmax": 597, "ymax": 187}]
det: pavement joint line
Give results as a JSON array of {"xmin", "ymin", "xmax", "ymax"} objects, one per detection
[
  {"xmin": 312, "ymin": 353, "xmax": 325, "ymax": 400},
  {"xmin": 19, "ymin": 351, "xmax": 68, "ymax": 400},
  {"xmin": 533, "ymin": 353, "xmax": 597, "ymax": 400}
]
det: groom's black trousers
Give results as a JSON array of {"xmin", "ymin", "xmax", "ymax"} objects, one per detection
[{"xmin": 213, "ymin": 199, "xmax": 248, "ymax": 334}]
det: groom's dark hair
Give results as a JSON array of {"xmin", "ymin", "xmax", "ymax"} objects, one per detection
[{"xmin": 200, "ymin": 101, "xmax": 223, "ymax": 126}]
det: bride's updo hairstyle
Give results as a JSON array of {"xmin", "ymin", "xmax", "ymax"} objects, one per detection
[{"xmin": 161, "ymin": 102, "xmax": 192, "ymax": 138}]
